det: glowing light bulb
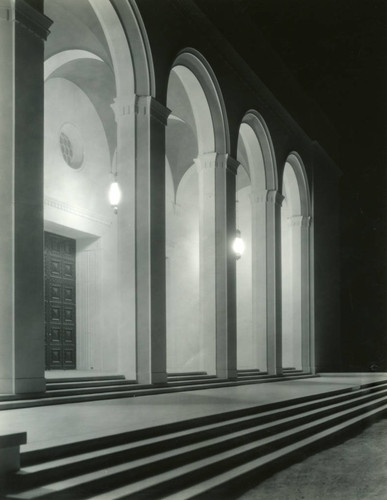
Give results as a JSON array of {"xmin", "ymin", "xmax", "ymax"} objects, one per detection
[
  {"xmin": 232, "ymin": 230, "xmax": 245, "ymax": 259},
  {"xmin": 109, "ymin": 180, "xmax": 121, "ymax": 214}
]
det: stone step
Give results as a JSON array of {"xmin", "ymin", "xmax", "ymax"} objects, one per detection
[
  {"xmin": 6, "ymin": 391, "xmax": 387, "ymax": 499},
  {"xmin": 45, "ymin": 375, "xmax": 126, "ymax": 383},
  {"xmin": 237, "ymin": 370, "xmax": 263, "ymax": 377},
  {"xmin": 166, "ymin": 375, "xmax": 217, "ymax": 382},
  {"xmin": 21, "ymin": 381, "xmax": 370, "ymax": 466},
  {"xmin": 162, "ymin": 405, "xmax": 387, "ymax": 500},
  {"xmin": 46, "ymin": 379, "xmax": 137, "ymax": 390},
  {"xmin": 0, "ymin": 374, "xmax": 320, "ymax": 411},
  {"xmin": 16, "ymin": 384, "xmax": 387, "ymax": 478}
]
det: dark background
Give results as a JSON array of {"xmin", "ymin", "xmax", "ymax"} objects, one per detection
[
  {"xmin": 248, "ymin": 0, "xmax": 387, "ymax": 371},
  {"xmin": 196, "ymin": 0, "xmax": 387, "ymax": 371}
]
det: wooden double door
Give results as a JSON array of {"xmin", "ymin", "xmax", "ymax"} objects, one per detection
[{"xmin": 44, "ymin": 232, "xmax": 76, "ymax": 369}]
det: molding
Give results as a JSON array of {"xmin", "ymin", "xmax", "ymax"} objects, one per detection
[
  {"xmin": 194, "ymin": 152, "xmax": 217, "ymax": 172},
  {"xmin": 135, "ymin": 95, "xmax": 171, "ymax": 125},
  {"xmin": 287, "ymin": 215, "xmax": 312, "ymax": 228},
  {"xmin": 44, "ymin": 196, "xmax": 111, "ymax": 227},
  {"xmin": 195, "ymin": 153, "xmax": 239, "ymax": 175},
  {"xmin": 111, "ymin": 94, "xmax": 136, "ymax": 121},
  {"xmin": 0, "ymin": 4, "xmax": 11, "ymax": 21},
  {"xmin": 224, "ymin": 155, "xmax": 239, "ymax": 175},
  {"xmin": 266, "ymin": 189, "xmax": 284, "ymax": 207},
  {"xmin": 15, "ymin": 0, "xmax": 52, "ymax": 40},
  {"xmin": 287, "ymin": 215, "xmax": 304, "ymax": 227},
  {"xmin": 250, "ymin": 192, "xmax": 267, "ymax": 205},
  {"xmin": 303, "ymin": 215, "xmax": 312, "ymax": 228}
]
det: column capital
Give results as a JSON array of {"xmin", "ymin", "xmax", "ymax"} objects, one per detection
[
  {"xmin": 266, "ymin": 189, "xmax": 284, "ymax": 207},
  {"xmin": 194, "ymin": 152, "xmax": 217, "ymax": 172},
  {"xmin": 194, "ymin": 153, "xmax": 239, "ymax": 175},
  {"xmin": 135, "ymin": 95, "xmax": 171, "ymax": 125},
  {"xmin": 0, "ymin": 3, "xmax": 11, "ymax": 21},
  {"xmin": 287, "ymin": 215, "xmax": 312, "ymax": 227},
  {"xmin": 111, "ymin": 94, "xmax": 136, "ymax": 121},
  {"xmin": 250, "ymin": 192, "xmax": 267, "ymax": 205},
  {"xmin": 14, "ymin": 0, "xmax": 52, "ymax": 40},
  {"xmin": 224, "ymin": 155, "xmax": 240, "ymax": 175}
]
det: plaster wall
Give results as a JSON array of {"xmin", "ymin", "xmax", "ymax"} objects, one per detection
[
  {"xmin": 166, "ymin": 166, "xmax": 201, "ymax": 372},
  {"xmin": 44, "ymin": 77, "xmax": 124, "ymax": 374}
]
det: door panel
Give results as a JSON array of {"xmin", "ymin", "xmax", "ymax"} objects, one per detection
[{"xmin": 44, "ymin": 232, "xmax": 76, "ymax": 369}]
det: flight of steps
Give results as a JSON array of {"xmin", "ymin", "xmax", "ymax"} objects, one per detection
[
  {"xmin": 3, "ymin": 379, "xmax": 387, "ymax": 500},
  {"xmin": 167, "ymin": 372, "xmax": 219, "ymax": 386},
  {"xmin": 237, "ymin": 368, "xmax": 308, "ymax": 381},
  {"xmin": 0, "ymin": 371, "xmax": 317, "ymax": 411}
]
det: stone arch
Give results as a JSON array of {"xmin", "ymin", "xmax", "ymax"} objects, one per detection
[
  {"xmin": 172, "ymin": 49, "xmax": 230, "ymax": 155},
  {"xmin": 166, "ymin": 49, "xmax": 230, "ymax": 376},
  {"xmin": 241, "ymin": 110, "xmax": 278, "ymax": 191},
  {"xmin": 90, "ymin": 0, "xmax": 154, "ymax": 97},
  {"xmin": 236, "ymin": 111, "xmax": 279, "ymax": 373},
  {"xmin": 43, "ymin": 0, "xmax": 155, "ymax": 379},
  {"xmin": 281, "ymin": 152, "xmax": 313, "ymax": 372},
  {"xmin": 44, "ymin": 51, "xmax": 104, "ymax": 80},
  {"xmin": 285, "ymin": 152, "xmax": 311, "ymax": 216}
]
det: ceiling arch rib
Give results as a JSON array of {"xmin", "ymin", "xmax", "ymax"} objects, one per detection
[
  {"xmin": 89, "ymin": 0, "xmax": 134, "ymax": 98},
  {"xmin": 171, "ymin": 64, "xmax": 215, "ymax": 156},
  {"xmin": 45, "ymin": 50, "xmax": 104, "ymax": 81},
  {"xmin": 110, "ymin": 0, "xmax": 155, "ymax": 97}
]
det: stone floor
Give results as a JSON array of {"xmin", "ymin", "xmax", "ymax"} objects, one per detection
[
  {"xmin": 237, "ymin": 416, "xmax": 387, "ymax": 500},
  {"xmin": 0, "ymin": 374, "xmax": 386, "ymax": 454}
]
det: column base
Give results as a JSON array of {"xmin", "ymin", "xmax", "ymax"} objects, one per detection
[
  {"xmin": 217, "ymin": 368, "xmax": 237, "ymax": 380},
  {"xmin": 15, "ymin": 377, "xmax": 46, "ymax": 394}
]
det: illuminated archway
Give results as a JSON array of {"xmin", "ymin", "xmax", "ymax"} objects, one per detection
[
  {"xmin": 165, "ymin": 51, "xmax": 229, "ymax": 375},
  {"xmin": 236, "ymin": 111, "xmax": 278, "ymax": 373},
  {"xmin": 43, "ymin": 0, "xmax": 154, "ymax": 378},
  {"xmin": 281, "ymin": 153, "xmax": 312, "ymax": 371}
]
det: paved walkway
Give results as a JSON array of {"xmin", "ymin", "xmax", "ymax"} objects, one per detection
[
  {"xmin": 237, "ymin": 413, "xmax": 387, "ymax": 500},
  {"xmin": 0, "ymin": 374, "xmax": 386, "ymax": 453}
]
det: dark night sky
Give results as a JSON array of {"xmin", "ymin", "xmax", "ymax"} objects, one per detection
[
  {"xmin": 247, "ymin": 0, "xmax": 387, "ymax": 369},
  {"xmin": 196, "ymin": 0, "xmax": 387, "ymax": 369},
  {"xmin": 245, "ymin": 0, "xmax": 386, "ymax": 148},
  {"xmin": 246, "ymin": 0, "xmax": 387, "ymax": 369}
]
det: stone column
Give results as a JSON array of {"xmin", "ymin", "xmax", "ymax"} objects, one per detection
[
  {"xmin": 301, "ymin": 215, "xmax": 312, "ymax": 372},
  {"xmin": 285, "ymin": 214, "xmax": 312, "ymax": 371},
  {"xmin": 135, "ymin": 96, "xmax": 170, "ymax": 384},
  {"xmin": 266, "ymin": 189, "xmax": 284, "ymax": 375},
  {"xmin": 250, "ymin": 192, "xmax": 267, "ymax": 370},
  {"xmin": 194, "ymin": 153, "xmax": 238, "ymax": 379},
  {"xmin": 288, "ymin": 215, "xmax": 303, "ymax": 369},
  {"xmin": 111, "ymin": 95, "xmax": 137, "ymax": 379},
  {"xmin": 0, "ymin": 0, "xmax": 51, "ymax": 394}
]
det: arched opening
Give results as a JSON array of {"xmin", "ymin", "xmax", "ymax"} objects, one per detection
[
  {"xmin": 281, "ymin": 153, "xmax": 312, "ymax": 371},
  {"xmin": 43, "ymin": 0, "xmax": 152, "ymax": 378},
  {"xmin": 165, "ymin": 51, "xmax": 229, "ymax": 377},
  {"xmin": 236, "ymin": 113, "xmax": 278, "ymax": 374},
  {"xmin": 165, "ymin": 63, "xmax": 215, "ymax": 374}
]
